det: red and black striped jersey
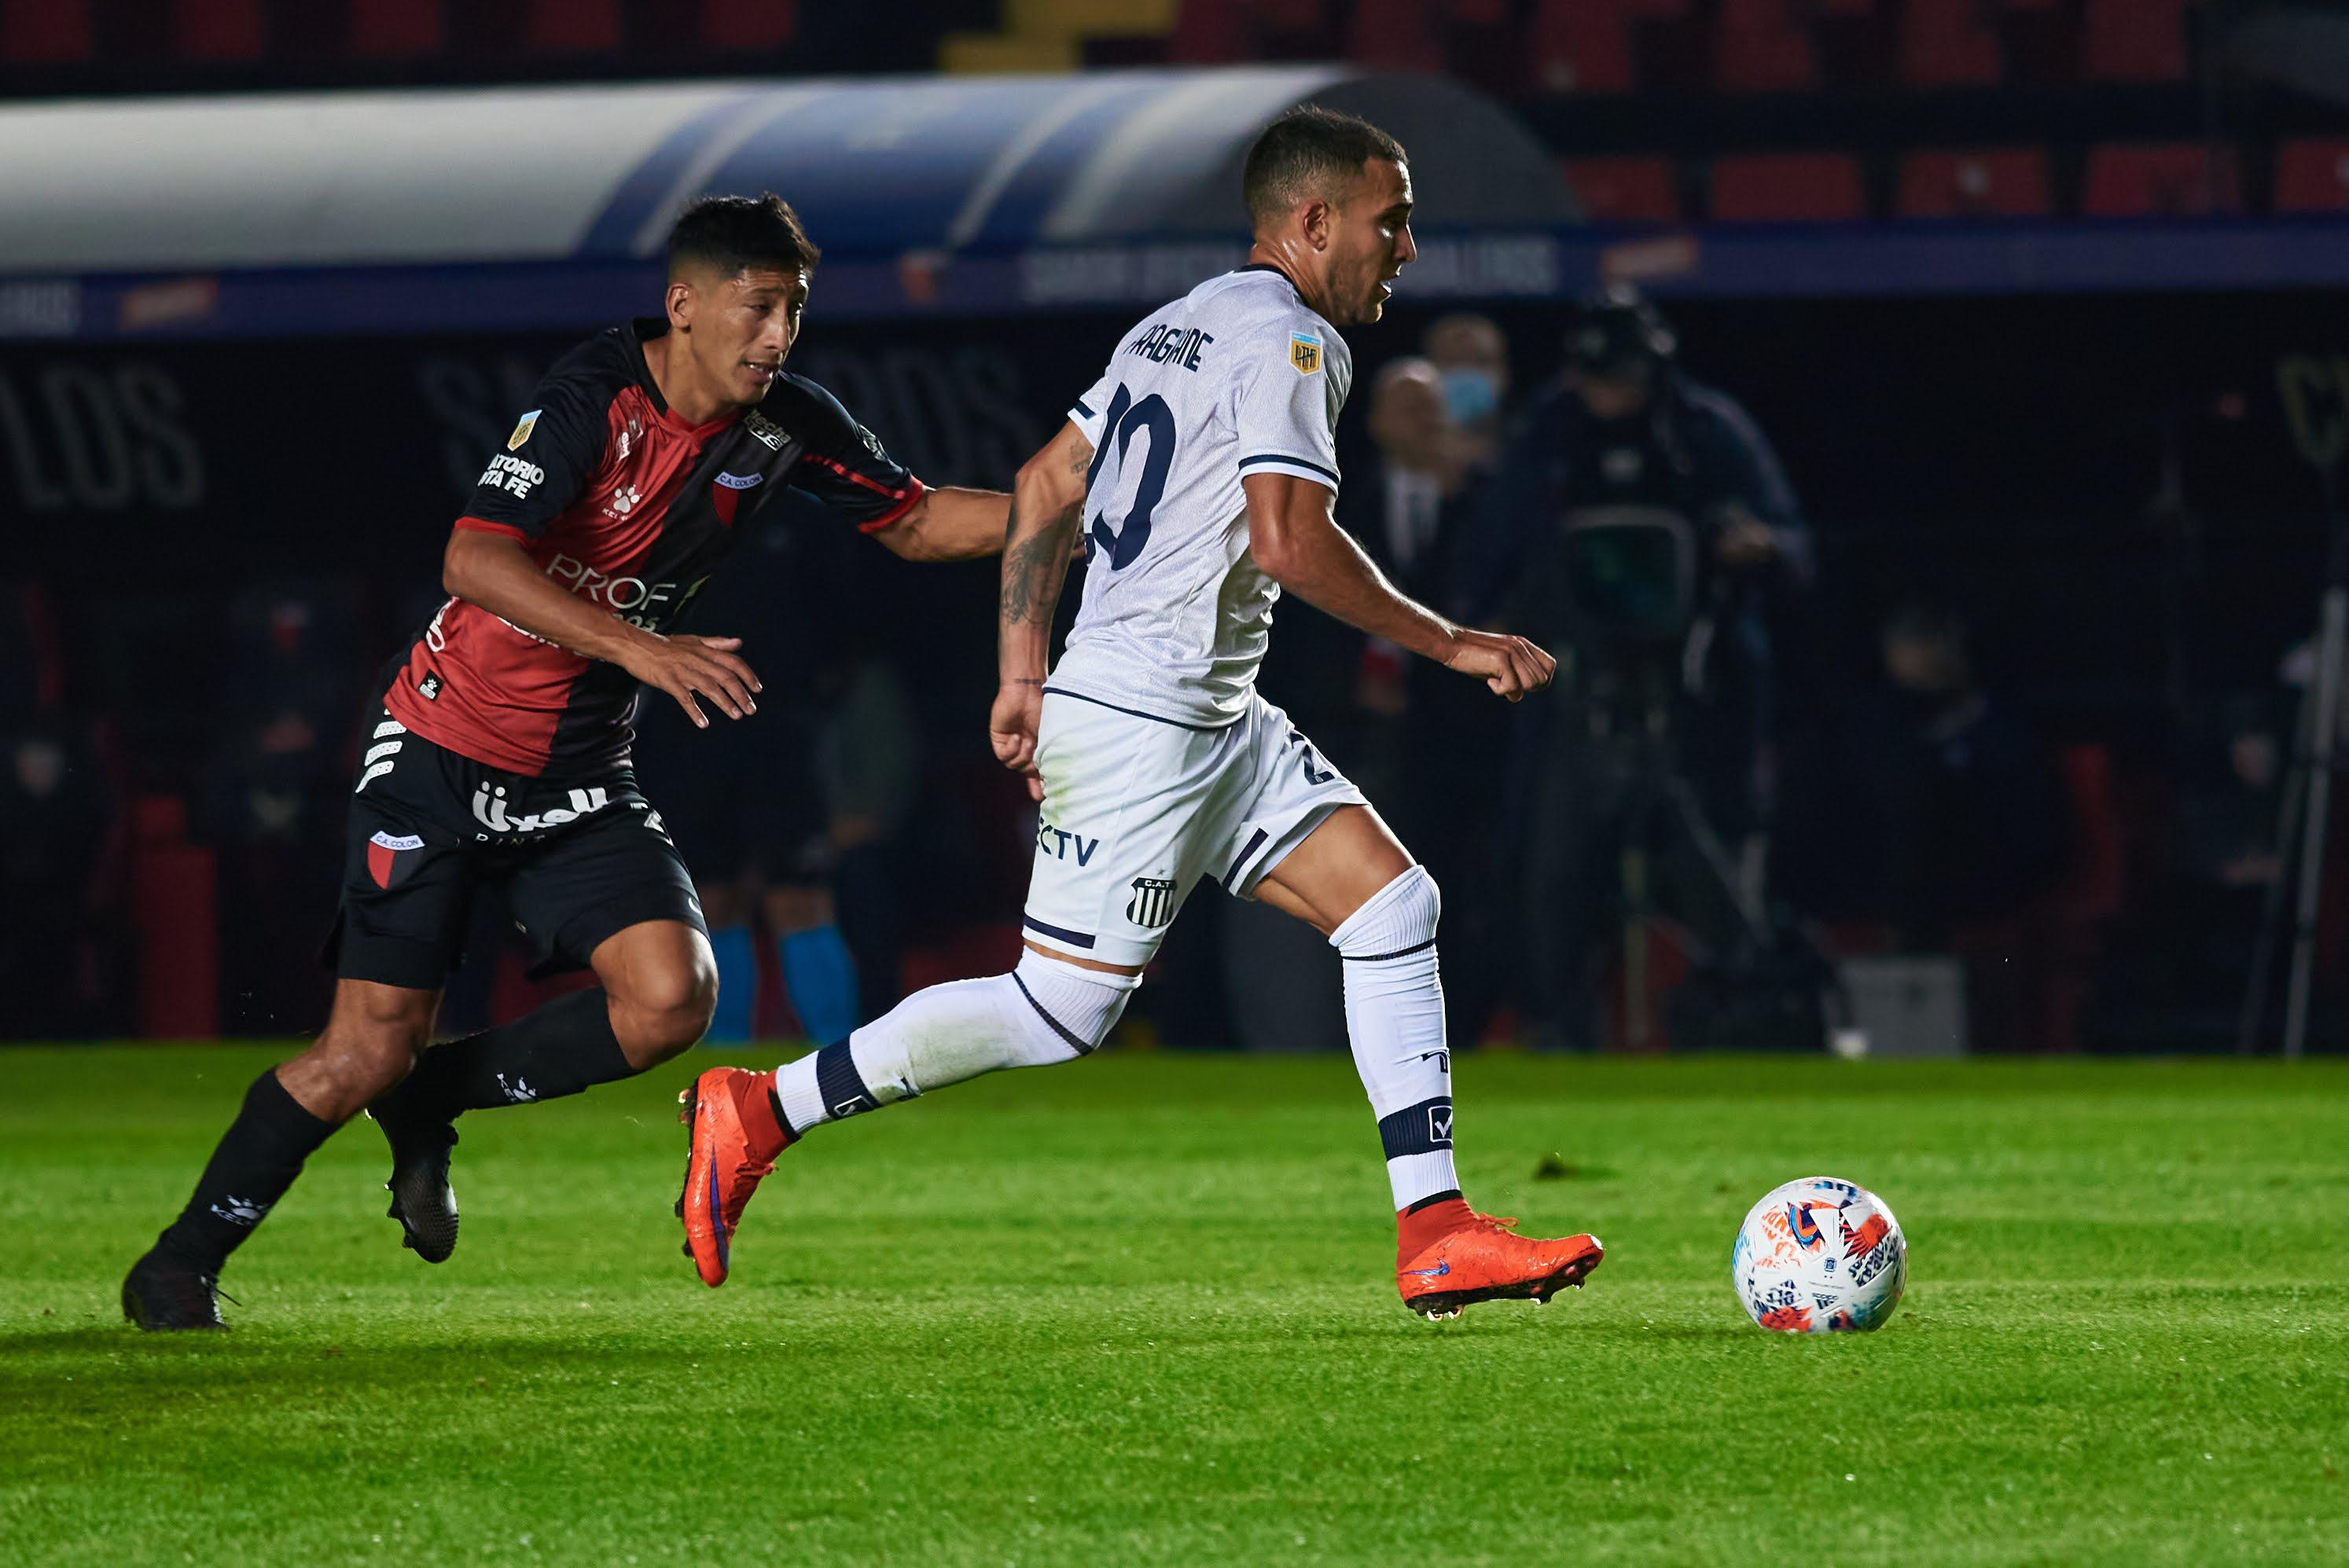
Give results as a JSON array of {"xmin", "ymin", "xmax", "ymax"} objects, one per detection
[{"xmin": 383, "ymin": 318, "xmax": 924, "ymax": 778}]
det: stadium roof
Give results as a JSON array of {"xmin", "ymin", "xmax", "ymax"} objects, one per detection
[
  {"xmin": 7, "ymin": 68, "xmax": 2349, "ymax": 342},
  {"xmin": 0, "ymin": 68, "xmax": 1574, "ymax": 338}
]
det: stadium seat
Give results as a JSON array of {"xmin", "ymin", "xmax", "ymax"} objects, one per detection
[
  {"xmin": 1171, "ymin": 0, "xmax": 1325, "ymax": 64},
  {"xmin": 1169, "ymin": 0, "xmax": 1242, "ymax": 61},
  {"xmin": 524, "ymin": 0, "xmax": 623, "ymax": 53},
  {"xmin": 1562, "ymin": 156, "xmax": 1682, "ymax": 224},
  {"xmin": 1344, "ymin": 0, "xmax": 1443, "ymax": 69},
  {"xmin": 701, "ymin": 0, "xmax": 796, "ymax": 51},
  {"xmin": 347, "ymin": 0, "xmax": 441, "ymax": 57},
  {"xmin": 1895, "ymin": 149, "xmax": 2053, "ymax": 218},
  {"xmin": 1715, "ymin": 0, "xmax": 1819, "ymax": 92},
  {"xmin": 2275, "ymin": 139, "xmax": 2349, "ymax": 214},
  {"xmin": 1530, "ymin": 0, "xmax": 1636, "ymax": 93},
  {"xmin": 2, "ymin": 0, "xmax": 92, "ymax": 62},
  {"xmin": 2082, "ymin": 142, "xmax": 2241, "ymax": 217},
  {"xmin": 172, "ymin": 0, "xmax": 267, "ymax": 61},
  {"xmin": 1527, "ymin": 0, "xmax": 1684, "ymax": 94},
  {"xmin": 1899, "ymin": 0, "xmax": 2003, "ymax": 87},
  {"xmin": 1710, "ymin": 152, "xmax": 1866, "ymax": 222},
  {"xmin": 2082, "ymin": 0, "xmax": 2188, "ymax": 83}
]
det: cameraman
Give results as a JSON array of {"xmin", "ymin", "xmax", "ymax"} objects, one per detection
[{"xmin": 1459, "ymin": 287, "xmax": 1811, "ymax": 1049}]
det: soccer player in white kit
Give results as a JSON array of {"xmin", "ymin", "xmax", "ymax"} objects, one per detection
[{"xmin": 678, "ymin": 108, "xmax": 1605, "ymax": 1320}]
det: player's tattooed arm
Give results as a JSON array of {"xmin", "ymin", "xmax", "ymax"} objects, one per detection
[
  {"xmin": 991, "ymin": 420, "xmax": 1094, "ymax": 792},
  {"xmin": 998, "ymin": 420, "xmax": 1094, "ymax": 647}
]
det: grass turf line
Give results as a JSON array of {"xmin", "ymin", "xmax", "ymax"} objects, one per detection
[{"xmin": 2, "ymin": 1046, "xmax": 2345, "ymax": 1566}]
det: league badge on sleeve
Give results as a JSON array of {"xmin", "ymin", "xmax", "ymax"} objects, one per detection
[
  {"xmin": 1289, "ymin": 332, "xmax": 1323, "ymax": 376},
  {"xmin": 507, "ymin": 409, "xmax": 542, "ymax": 451}
]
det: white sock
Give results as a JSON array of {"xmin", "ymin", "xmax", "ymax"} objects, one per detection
[
  {"xmin": 1329, "ymin": 865, "xmax": 1459, "ymax": 1210},
  {"xmin": 774, "ymin": 950, "xmax": 1137, "ymax": 1135}
]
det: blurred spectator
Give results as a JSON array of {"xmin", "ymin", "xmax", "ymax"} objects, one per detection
[
  {"xmin": 634, "ymin": 501, "xmax": 919, "ymax": 1042},
  {"xmin": 1782, "ymin": 603, "xmax": 2070, "ymax": 947},
  {"xmin": 814, "ymin": 651, "xmax": 921, "ymax": 1025},
  {"xmin": 1336, "ymin": 357, "xmax": 1515, "ymax": 1038},
  {"xmin": 1422, "ymin": 312, "xmax": 1511, "ymax": 472},
  {"xmin": 1461, "ymin": 287, "xmax": 1811, "ymax": 1048},
  {"xmin": 0, "ymin": 580, "xmax": 130, "ymax": 1038},
  {"xmin": 204, "ymin": 582, "xmax": 362, "ymax": 1033},
  {"xmin": 0, "ymin": 580, "xmax": 67, "ymax": 720},
  {"xmin": 1, "ymin": 718, "xmax": 130, "ymax": 1040}
]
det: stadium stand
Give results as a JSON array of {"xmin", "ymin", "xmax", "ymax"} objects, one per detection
[
  {"xmin": 1561, "ymin": 154, "xmax": 1683, "ymax": 224},
  {"xmin": 1710, "ymin": 150, "xmax": 1867, "ymax": 222},
  {"xmin": 2274, "ymin": 137, "xmax": 2349, "ymax": 214},
  {"xmin": 2082, "ymin": 0, "xmax": 2191, "ymax": 83},
  {"xmin": 1896, "ymin": 148, "xmax": 2055, "ymax": 219},
  {"xmin": 2082, "ymin": 141, "xmax": 2241, "ymax": 217}
]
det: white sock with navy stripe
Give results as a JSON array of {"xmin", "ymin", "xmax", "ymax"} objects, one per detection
[
  {"xmin": 1329, "ymin": 865, "xmax": 1459, "ymax": 1210},
  {"xmin": 774, "ymin": 950, "xmax": 1137, "ymax": 1137}
]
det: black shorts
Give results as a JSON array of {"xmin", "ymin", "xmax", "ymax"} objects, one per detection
[{"xmin": 324, "ymin": 707, "xmax": 705, "ymax": 993}]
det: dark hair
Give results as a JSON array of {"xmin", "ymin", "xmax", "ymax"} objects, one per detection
[
  {"xmin": 665, "ymin": 193, "xmax": 821, "ymax": 281},
  {"xmin": 1241, "ymin": 105, "xmax": 1407, "ymax": 229},
  {"xmin": 1566, "ymin": 285, "xmax": 1677, "ymax": 373}
]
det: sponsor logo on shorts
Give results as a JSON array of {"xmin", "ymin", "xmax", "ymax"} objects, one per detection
[
  {"xmin": 469, "ymin": 783, "xmax": 612, "ymax": 839},
  {"xmin": 417, "ymin": 671, "xmax": 443, "ymax": 701},
  {"xmin": 1036, "ymin": 821, "xmax": 1100, "ymax": 865},
  {"xmin": 1127, "ymin": 876, "xmax": 1177, "ymax": 928}
]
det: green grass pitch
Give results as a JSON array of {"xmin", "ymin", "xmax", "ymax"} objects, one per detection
[{"xmin": 4, "ymin": 1045, "xmax": 2346, "ymax": 1565}]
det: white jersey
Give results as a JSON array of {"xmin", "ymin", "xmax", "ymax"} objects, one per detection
[{"xmin": 1047, "ymin": 266, "xmax": 1352, "ymax": 728}]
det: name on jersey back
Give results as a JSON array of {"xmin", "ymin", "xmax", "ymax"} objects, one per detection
[{"xmin": 1126, "ymin": 322, "xmax": 1215, "ymax": 373}]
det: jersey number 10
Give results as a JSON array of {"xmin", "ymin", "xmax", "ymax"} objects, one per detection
[{"xmin": 1085, "ymin": 383, "xmax": 1175, "ymax": 571}]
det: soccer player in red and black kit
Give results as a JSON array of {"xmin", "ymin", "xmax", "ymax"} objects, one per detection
[{"xmin": 122, "ymin": 195, "xmax": 1012, "ymax": 1330}]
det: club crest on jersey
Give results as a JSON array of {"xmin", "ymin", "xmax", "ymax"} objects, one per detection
[
  {"xmin": 506, "ymin": 409, "xmax": 541, "ymax": 450},
  {"xmin": 711, "ymin": 470, "xmax": 763, "ymax": 527},
  {"xmin": 1289, "ymin": 332, "xmax": 1322, "ymax": 376},
  {"xmin": 366, "ymin": 830, "xmax": 425, "ymax": 890},
  {"xmin": 1127, "ymin": 876, "xmax": 1177, "ymax": 928}
]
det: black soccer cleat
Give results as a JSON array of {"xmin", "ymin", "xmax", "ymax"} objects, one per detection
[
  {"xmin": 122, "ymin": 1247, "xmax": 230, "ymax": 1331},
  {"xmin": 369, "ymin": 1098, "xmax": 461, "ymax": 1264}
]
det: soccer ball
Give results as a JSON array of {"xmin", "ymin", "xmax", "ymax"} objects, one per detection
[{"xmin": 1730, "ymin": 1176, "xmax": 1906, "ymax": 1333}]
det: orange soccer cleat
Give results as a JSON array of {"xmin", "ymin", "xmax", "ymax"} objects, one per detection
[
  {"xmin": 1395, "ymin": 1201, "xmax": 1604, "ymax": 1321},
  {"xmin": 675, "ymin": 1067, "xmax": 795, "ymax": 1287}
]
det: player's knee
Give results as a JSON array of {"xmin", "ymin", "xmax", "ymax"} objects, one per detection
[
  {"xmin": 320, "ymin": 984, "xmax": 434, "ymax": 1084},
  {"xmin": 1332, "ymin": 864, "xmax": 1441, "ymax": 959},
  {"xmin": 1007, "ymin": 951, "xmax": 1139, "ymax": 1064},
  {"xmin": 612, "ymin": 958, "xmax": 719, "ymax": 1063}
]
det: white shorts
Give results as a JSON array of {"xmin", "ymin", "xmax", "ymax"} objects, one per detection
[{"xmin": 1020, "ymin": 688, "xmax": 1368, "ymax": 968}]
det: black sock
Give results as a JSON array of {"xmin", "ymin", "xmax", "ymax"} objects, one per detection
[
  {"xmin": 156, "ymin": 1070, "xmax": 335, "ymax": 1273},
  {"xmin": 382, "ymin": 987, "xmax": 636, "ymax": 1122}
]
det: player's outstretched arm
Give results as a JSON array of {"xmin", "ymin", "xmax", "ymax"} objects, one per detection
[
  {"xmin": 990, "ymin": 420, "xmax": 1095, "ymax": 797},
  {"xmin": 1243, "ymin": 471, "xmax": 1555, "ymax": 703},
  {"xmin": 441, "ymin": 528, "xmax": 761, "ymax": 729},
  {"xmin": 868, "ymin": 486, "xmax": 1013, "ymax": 562}
]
